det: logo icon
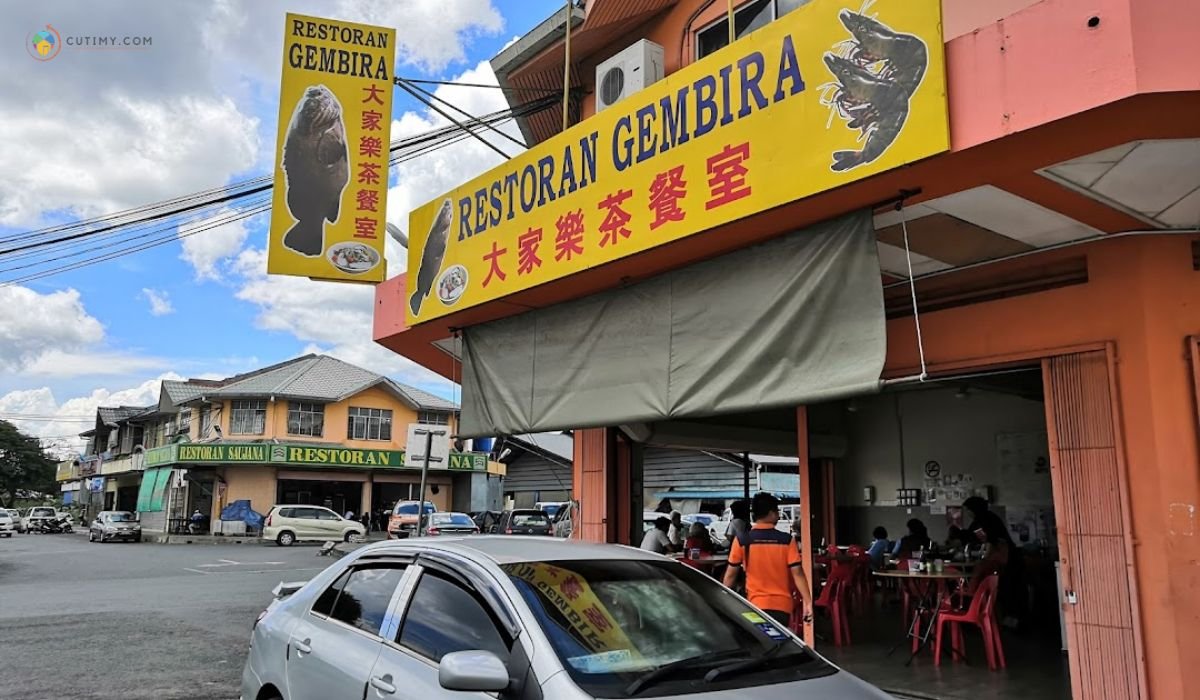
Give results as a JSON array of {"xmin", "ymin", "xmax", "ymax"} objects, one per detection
[
  {"xmin": 28, "ymin": 25, "xmax": 61, "ymax": 61},
  {"xmin": 819, "ymin": 7, "xmax": 928, "ymax": 172}
]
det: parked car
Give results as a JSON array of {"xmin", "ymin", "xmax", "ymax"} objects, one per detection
[
  {"xmin": 495, "ymin": 509, "xmax": 554, "ymax": 536},
  {"xmin": 0, "ymin": 510, "xmax": 13, "ymax": 538},
  {"xmin": 386, "ymin": 501, "xmax": 436, "ymax": 539},
  {"xmin": 534, "ymin": 500, "xmax": 569, "ymax": 519},
  {"xmin": 682, "ymin": 512, "xmax": 727, "ymax": 546},
  {"xmin": 3, "ymin": 508, "xmax": 21, "ymax": 534},
  {"xmin": 472, "ymin": 510, "xmax": 502, "ymax": 534},
  {"xmin": 89, "ymin": 511, "xmax": 142, "ymax": 543},
  {"xmin": 242, "ymin": 537, "xmax": 891, "ymax": 700},
  {"xmin": 425, "ymin": 512, "xmax": 479, "ymax": 537},
  {"xmin": 24, "ymin": 506, "xmax": 59, "ymax": 533},
  {"xmin": 551, "ymin": 501, "xmax": 577, "ymax": 538},
  {"xmin": 263, "ymin": 505, "xmax": 365, "ymax": 547}
]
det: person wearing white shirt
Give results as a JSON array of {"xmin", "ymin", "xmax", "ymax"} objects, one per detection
[
  {"xmin": 667, "ymin": 511, "xmax": 685, "ymax": 548},
  {"xmin": 640, "ymin": 516, "xmax": 674, "ymax": 554}
]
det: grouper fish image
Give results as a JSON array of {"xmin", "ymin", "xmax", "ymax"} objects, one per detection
[
  {"xmin": 281, "ymin": 85, "xmax": 350, "ymax": 257},
  {"xmin": 409, "ymin": 198, "xmax": 454, "ymax": 317}
]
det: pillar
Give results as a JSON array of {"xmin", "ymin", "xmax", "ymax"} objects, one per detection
[
  {"xmin": 796, "ymin": 406, "xmax": 815, "ymax": 647},
  {"xmin": 572, "ymin": 427, "xmax": 635, "ymax": 543}
]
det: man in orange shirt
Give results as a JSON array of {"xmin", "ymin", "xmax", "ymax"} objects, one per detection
[{"xmin": 723, "ymin": 492, "xmax": 813, "ymax": 628}]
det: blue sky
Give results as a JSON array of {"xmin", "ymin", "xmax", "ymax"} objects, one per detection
[{"xmin": 0, "ymin": 0, "xmax": 562, "ymax": 450}]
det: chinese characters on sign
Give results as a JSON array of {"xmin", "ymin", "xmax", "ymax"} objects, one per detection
[
  {"xmin": 268, "ymin": 14, "xmax": 395, "ymax": 283},
  {"xmin": 405, "ymin": 0, "xmax": 949, "ymax": 324}
]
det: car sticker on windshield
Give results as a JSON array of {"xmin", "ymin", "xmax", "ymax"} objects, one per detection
[
  {"xmin": 741, "ymin": 612, "xmax": 767, "ymax": 624},
  {"xmin": 508, "ymin": 562, "xmax": 643, "ymax": 661},
  {"xmin": 755, "ymin": 622, "xmax": 787, "ymax": 640},
  {"xmin": 566, "ymin": 649, "xmax": 635, "ymax": 673}
]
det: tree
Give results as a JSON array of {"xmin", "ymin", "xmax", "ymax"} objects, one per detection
[{"xmin": 0, "ymin": 420, "xmax": 57, "ymax": 505}]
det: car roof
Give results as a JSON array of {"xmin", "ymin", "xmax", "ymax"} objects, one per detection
[{"xmin": 353, "ymin": 535, "xmax": 665, "ymax": 565}]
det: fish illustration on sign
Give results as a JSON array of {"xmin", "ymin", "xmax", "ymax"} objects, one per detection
[
  {"xmin": 409, "ymin": 198, "xmax": 455, "ymax": 317},
  {"xmin": 819, "ymin": 3, "xmax": 929, "ymax": 172},
  {"xmin": 280, "ymin": 85, "xmax": 350, "ymax": 256}
]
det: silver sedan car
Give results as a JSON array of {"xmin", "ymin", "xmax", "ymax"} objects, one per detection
[{"xmin": 242, "ymin": 537, "xmax": 890, "ymax": 700}]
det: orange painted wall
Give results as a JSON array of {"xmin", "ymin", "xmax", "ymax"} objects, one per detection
[
  {"xmin": 202, "ymin": 387, "xmax": 455, "ymax": 450},
  {"xmin": 881, "ymin": 235, "xmax": 1200, "ymax": 700}
]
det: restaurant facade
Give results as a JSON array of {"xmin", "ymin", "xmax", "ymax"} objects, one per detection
[{"xmin": 373, "ymin": 0, "xmax": 1200, "ymax": 698}]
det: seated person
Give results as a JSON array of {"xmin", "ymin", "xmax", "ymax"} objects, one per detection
[
  {"xmin": 866, "ymin": 526, "xmax": 890, "ymax": 569},
  {"xmin": 640, "ymin": 516, "xmax": 674, "ymax": 554},
  {"xmin": 683, "ymin": 522, "xmax": 715, "ymax": 558},
  {"xmin": 893, "ymin": 518, "xmax": 933, "ymax": 559}
]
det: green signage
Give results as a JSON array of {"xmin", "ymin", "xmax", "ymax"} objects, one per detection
[{"xmin": 140, "ymin": 442, "xmax": 486, "ymax": 471}]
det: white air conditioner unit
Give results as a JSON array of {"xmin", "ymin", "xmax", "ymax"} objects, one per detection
[{"xmin": 595, "ymin": 39, "xmax": 665, "ymax": 113}]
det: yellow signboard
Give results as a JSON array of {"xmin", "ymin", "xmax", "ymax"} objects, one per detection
[
  {"xmin": 268, "ymin": 13, "xmax": 395, "ymax": 283},
  {"xmin": 406, "ymin": 0, "xmax": 947, "ymax": 324}
]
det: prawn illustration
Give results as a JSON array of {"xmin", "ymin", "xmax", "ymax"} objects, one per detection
[{"xmin": 820, "ymin": 1, "xmax": 929, "ymax": 172}]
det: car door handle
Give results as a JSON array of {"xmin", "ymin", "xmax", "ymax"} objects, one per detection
[
  {"xmin": 292, "ymin": 638, "xmax": 312, "ymax": 655},
  {"xmin": 369, "ymin": 675, "xmax": 396, "ymax": 694}
]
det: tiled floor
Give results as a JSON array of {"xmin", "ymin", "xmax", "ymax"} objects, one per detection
[{"xmin": 817, "ymin": 603, "xmax": 1072, "ymax": 700}]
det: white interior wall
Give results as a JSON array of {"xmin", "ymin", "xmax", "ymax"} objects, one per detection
[{"xmin": 835, "ymin": 385, "xmax": 1051, "ymax": 543}]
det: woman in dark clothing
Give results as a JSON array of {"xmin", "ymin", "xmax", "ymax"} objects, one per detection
[
  {"xmin": 894, "ymin": 518, "xmax": 933, "ymax": 558},
  {"xmin": 962, "ymin": 496, "xmax": 1027, "ymax": 623}
]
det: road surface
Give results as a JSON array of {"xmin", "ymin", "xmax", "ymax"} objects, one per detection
[{"xmin": 0, "ymin": 531, "xmax": 327, "ymax": 699}]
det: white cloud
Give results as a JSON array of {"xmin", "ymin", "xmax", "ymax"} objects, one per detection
[
  {"xmin": 0, "ymin": 286, "xmax": 103, "ymax": 372},
  {"xmin": 0, "ymin": 374, "xmax": 182, "ymax": 454},
  {"xmin": 0, "ymin": 0, "xmax": 505, "ymax": 229},
  {"xmin": 0, "ymin": 285, "xmax": 167, "ymax": 379},
  {"xmin": 141, "ymin": 288, "xmax": 174, "ymax": 316},
  {"xmin": 179, "ymin": 214, "xmax": 251, "ymax": 280}
]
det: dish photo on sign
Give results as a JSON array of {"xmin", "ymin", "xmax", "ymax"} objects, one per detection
[
  {"xmin": 326, "ymin": 241, "xmax": 380, "ymax": 274},
  {"xmin": 820, "ymin": 6, "xmax": 929, "ymax": 171},
  {"xmin": 280, "ymin": 85, "xmax": 350, "ymax": 257},
  {"xmin": 437, "ymin": 264, "xmax": 468, "ymax": 306}
]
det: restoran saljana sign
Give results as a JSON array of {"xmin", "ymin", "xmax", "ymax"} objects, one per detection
[
  {"xmin": 143, "ymin": 443, "xmax": 486, "ymax": 471},
  {"xmin": 404, "ymin": 0, "xmax": 948, "ymax": 325}
]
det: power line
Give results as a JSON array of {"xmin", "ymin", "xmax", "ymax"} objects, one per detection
[{"xmin": 0, "ymin": 94, "xmax": 556, "ymax": 285}]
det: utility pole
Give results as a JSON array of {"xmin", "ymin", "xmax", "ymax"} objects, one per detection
[{"xmin": 413, "ymin": 428, "xmax": 446, "ymax": 537}]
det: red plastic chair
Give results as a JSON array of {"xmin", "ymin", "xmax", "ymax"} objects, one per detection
[
  {"xmin": 811, "ymin": 563, "xmax": 853, "ymax": 646},
  {"xmin": 934, "ymin": 574, "xmax": 1005, "ymax": 670}
]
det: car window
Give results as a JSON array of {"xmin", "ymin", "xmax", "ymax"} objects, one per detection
[
  {"xmin": 292, "ymin": 508, "xmax": 319, "ymax": 519},
  {"xmin": 512, "ymin": 512, "xmax": 550, "ymax": 526},
  {"xmin": 32, "ymin": 508, "xmax": 55, "ymax": 518},
  {"xmin": 397, "ymin": 572, "xmax": 509, "ymax": 662},
  {"xmin": 503, "ymin": 560, "xmax": 834, "ymax": 696},
  {"xmin": 433, "ymin": 514, "xmax": 474, "ymax": 526},
  {"xmin": 323, "ymin": 566, "xmax": 405, "ymax": 637},
  {"xmin": 316, "ymin": 510, "xmax": 341, "ymax": 521},
  {"xmin": 312, "ymin": 569, "xmax": 351, "ymax": 617}
]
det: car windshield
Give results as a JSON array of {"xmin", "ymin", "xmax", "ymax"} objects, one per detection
[
  {"xmin": 512, "ymin": 512, "xmax": 549, "ymax": 526},
  {"xmin": 395, "ymin": 503, "xmax": 435, "ymax": 515},
  {"xmin": 541, "ymin": 504, "xmax": 561, "ymax": 517},
  {"xmin": 108, "ymin": 513, "xmax": 137, "ymax": 522},
  {"xmin": 503, "ymin": 560, "xmax": 834, "ymax": 697},
  {"xmin": 684, "ymin": 514, "xmax": 715, "ymax": 526},
  {"xmin": 433, "ymin": 514, "xmax": 474, "ymax": 526},
  {"xmin": 32, "ymin": 508, "xmax": 55, "ymax": 518}
]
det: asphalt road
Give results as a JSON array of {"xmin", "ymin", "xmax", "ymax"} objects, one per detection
[{"xmin": 0, "ymin": 531, "xmax": 331, "ymax": 700}]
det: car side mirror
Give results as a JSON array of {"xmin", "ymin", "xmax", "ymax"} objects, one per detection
[{"xmin": 438, "ymin": 650, "xmax": 510, "ymax": 692}]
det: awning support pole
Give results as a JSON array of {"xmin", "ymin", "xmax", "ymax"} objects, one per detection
[
  {"xmin": 898, "ymin": 199, "xmax": 928, "ymax": 382},
  {"xmin": 742, "ymin": 452, "xmax": 751, "ymax": 499}
]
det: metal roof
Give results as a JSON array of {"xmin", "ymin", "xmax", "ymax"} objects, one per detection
[
  {"xmin": 161, "ymin": 380, "xmax": 210, "ymax": 405},
  {"xmin": 507, "ymin": 432, "xmax": 574, "ymax": 462},
  {"xmin": 200, "ymin": 354, "xmax": 458, "ymax": 411},
  {"xmin": 97, "ymin": 406, "xmax": 152, "ymax": 427}
]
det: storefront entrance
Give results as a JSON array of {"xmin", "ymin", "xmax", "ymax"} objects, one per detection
[{"xmin": 277, "ymin": 479, "xmax": 363, "ymax": 517}]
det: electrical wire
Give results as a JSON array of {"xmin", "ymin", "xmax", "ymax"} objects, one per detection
[
  {"xmin": 0, "ymin": 94, "xmax": 557, "ymax": 285},
  {"xmin": 1, "ymin": 95, "xmax": 555, "ymax": 261}
]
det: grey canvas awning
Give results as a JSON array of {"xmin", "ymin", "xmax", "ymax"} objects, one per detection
[{"xmin": 459, "ymin": 209, "xmax": 885, "ymax": 437}]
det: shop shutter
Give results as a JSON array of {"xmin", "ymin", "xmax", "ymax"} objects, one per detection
[{"xmin": 1043, "ymin": 349, "xmax": 1146, "ymax": 700}]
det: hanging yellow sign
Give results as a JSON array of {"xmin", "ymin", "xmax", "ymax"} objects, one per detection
[
  {"xmin": 267, "ymin": 13, "xmax": 395, "ymax": 283},
  {"xmin": 405, "ymin": 0, "xmax": 947, "ymax": 324}
]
